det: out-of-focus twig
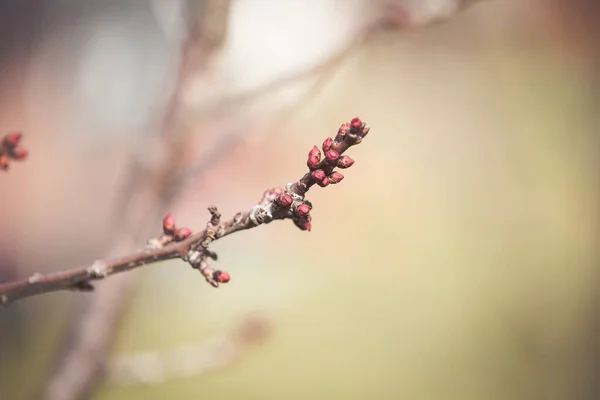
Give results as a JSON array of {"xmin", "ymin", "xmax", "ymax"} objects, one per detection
[{"xmin": 106, "ymin": 315, "xmax": 270, "ymax": 386}]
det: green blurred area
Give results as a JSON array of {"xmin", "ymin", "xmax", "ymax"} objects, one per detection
[{"xmin": 2, "ymin": 3, "xmax": 599, "ymax": 400}]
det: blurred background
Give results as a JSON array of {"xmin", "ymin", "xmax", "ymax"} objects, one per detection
[{"xmin": 0, "ymin": 0, "xmax": 599, "ymax": 399}]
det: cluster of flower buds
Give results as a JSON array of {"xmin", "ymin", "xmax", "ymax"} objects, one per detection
[
  {"xmin": 305, "ymin": 117, "xmax": 367, "ymax": 188},
  {"xmin": 159, "ymin": 213, "xmax": 230, "ymax": 286},
  {"xmin": 161, "ymin": 214, "xmax": 192, "ymax": 242},
  {"xmin": 269, "ymin": 187, "xmax": 312, "ymax": 231},
  {"xmin": 0, "ymin": 132, "xmax": 28, "ymax": 171}
]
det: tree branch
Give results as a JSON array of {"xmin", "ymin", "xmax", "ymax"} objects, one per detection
[{"xmin": 0, "ymin": 118, "xmax": 370, "ymax": 306}]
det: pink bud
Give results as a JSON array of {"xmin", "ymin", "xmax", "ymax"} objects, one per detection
[
  {"xmin": 304, "ymin": 221, "xmax": 312, "ymax": 231},
  {"xmin": 296, "ymin": 203, "xmax": 310, "ymax": 217},
  {"xmin": 329, "ymin": 172, "xmax": 344, "ymax": 184},
  {"xmin": 317, "ymin": 177, "xmax": 329, "ymax": 187},
  {"xmin": 3, "ymin": 132, "xmax": 22, "ymax": 147},
  {"xmin": 307, "ymin": 155, "xmax": 320, "ymax": 169},
  {"xmin": 337, "ymin": 156, "xmax": 354, "ymax": 169},
  {"xmin": 162, "ymin": 214, "xmax": 176, "ymax": 234},
  {"xmin": 311, "ymin": 169, "xmax": 326, "ymax": 182},
  {"xmin": 307, "ymin": 146, "xmax": 321, "ymax": 169},
  {"xmin": 308, "ymin": 145, "xmax": 321, "ymax": 160},
  {"xmin": 322, "ymin": 137, "xmax": 333, "ymax": 152},
  {"xmin": 325, "ymin": 149, "xmax": 339, "ymax": 163},
  {"xmin": 350, "ymin": 117, "xmax": 362, "ymax": 129},
  {"xmin": 276, "ymin": 193, "xmax": 293, "ymax": 208},
  {"xmin": 11, "ymin": 147, "xmax": 28, "ymax": 160},
  {"xmin": 214, "ymin": 270, "xmax": 230, "ymax": 283},
  {"xmin": 361, "ymin": 127, "xmax": 370, "ymax": 137},
  {"xmin": 174, "ymin": 227, "xmax": 192, "ymax": 241}
]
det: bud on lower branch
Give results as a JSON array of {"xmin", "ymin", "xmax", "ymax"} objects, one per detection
[
  {"xmin": 162, "ymin": 214, "xmax": 176, "ymax": 234},
  {"xmin": 174, "ymin": 227, "xmax": 192, "ymax": 241}
]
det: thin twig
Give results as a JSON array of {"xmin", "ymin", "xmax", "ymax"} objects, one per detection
[
  {"xmin": 0, "ymin": 117, "xmax": 370, "ymax": 305},
  {"xmin": 106, "ymin": 315, "xmax": 270, "ymax": 386}
]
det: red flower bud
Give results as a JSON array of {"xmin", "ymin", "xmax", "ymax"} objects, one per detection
[
  {"xmin": 307, "ymin": 146, "xmax": 321, "ymax": 169},
  {"xmin": 308, "ymin": 145, "xmax": 321, "ymax": 160},
  {"xmin": 3, "ymin": 132, "xmax": 22, "ymax": 147},
  {"xmin": 11, "ymin": 147, "xmax": 28, "ymax": 160},
  {"xmin": 276, "ymin": 193, "xmax": 293, "ymax": 208},
  {"xmin": 307, "ymin": 155, "xmax": 320, "ymax": 169},
  {"xmin": 317, "ymin": 177, "xmax": 329, "ymax": 187},
  {"xmin": 322, "ymin": 137, "xmax": 333, "ymax": 152},
  {"xmin": 162, "ymin": 213, "xmax": 176, "ymax": 234},
  {"xmin": 296, "ymin": 203, "xmax": 310, "ymax": 217},
  {"xmin": 311, "ymin": 169, "xmax": 326, "ymax": 182},
  {"xmin": 329, "ymin": 172, "xmax": 344, "ymax": 184},
  {"xmin": 350, "ymin": 117, "xmax": 363, "ymax": 129},
  {"xmin": 0, "ymin": 155, "xmax": 8, "ymax": 170},
  {"xmin": 336, "ymin": 156, "xmax": 354, "ymax": 169},
  {"xmin": 174, "ymin": 227, "xmax": 192, "ymax": 241},
  {"xmin": 214, "ymin": 270, "xmax": 230, "ymax": 283},
  {"xmin": 325, "ymin": 149, "xmax": 339, "ymax": 163}
]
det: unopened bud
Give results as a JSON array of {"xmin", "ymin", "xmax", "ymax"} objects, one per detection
[
  {"xmin": 174, "ymin": 227, "xmax": 192, "ymax": 241},
  {"xmin": 296, "ymin": 203, "xmax": 311, "ymax": 217},
  {"xmin": 214, "ymin": 270, "xmax": 231, "ymax": 283},
  {"xmin": 317, "ymin": 177, "xmax": 330, "ymax": 187},
  {"xmin": 337, "ymin": 156, "xmax": 354, "ymax": 169},
  {"xmin": 322, "ymin": 137, "xmax": 333, "ymax": 152},
  {"xmin": 361, "ymin": 127, "xmax": 370, "ymax": 137},
  {"xmin": 350, "ymin": 117, "xmax": 363, "ymax": 130},
  {"xmin": 276, "ymin": 193, "xmax": 293, "ymax": 208},
  {"xmin": 325, "ymin": 149, "xmax": 339, "ymax": 163},
  {"xmin": 162, "ymin": 214, "xmax": 176, "ymax": 234},
  {"xmin": 307, "ymin": 146, "xmax": 321, "ymax": 169},
  {"xmin": 311, "ymin": 169, "xmax": 326, "ymax": 182},
  {"xmin": 307, "ymin": 155, "xmax": 320, "ymax": 169},
  {"xmin": 308, "ymin": 145, "xmax": 321, "ymax": 160},
  {"xmin": 329, "ymin": 172, "xmax": 344, "ymax": 184},
  {"xmin": 3, "ymin": 132, "xmax": 22, "ymax": 147},
  {"xmin": 11, "ymin": 147, "xmax": 28, "ymax": 160}
]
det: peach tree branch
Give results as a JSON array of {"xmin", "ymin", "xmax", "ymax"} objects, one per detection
[{"xmin": 0, "ymin": 117, "xmax": 370, "ymax": 306}]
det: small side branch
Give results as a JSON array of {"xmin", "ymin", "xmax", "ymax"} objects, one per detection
[{"xmin": 0, "ymin": 118, "xmax": 370, "ymax": 306}]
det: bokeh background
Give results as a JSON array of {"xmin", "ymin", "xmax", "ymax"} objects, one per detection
[{"xmin": 0, "ymin": 1, "xmax": 599, "ymax": 399}]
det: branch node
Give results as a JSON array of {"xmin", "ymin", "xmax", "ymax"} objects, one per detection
[
  {"xmin": 88, "ymin": 260, "xmax": 108, "ymax": 279},
  {"xmin": 208, "ymin": 205, "xmax": 221, "ymax": 225},
  {"xmin": 28, "ymin": 273, "xmax": 44, "ymax": 284}
]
